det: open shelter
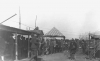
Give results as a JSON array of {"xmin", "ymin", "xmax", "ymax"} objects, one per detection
[{"xmin": 44, "ymin": 27, "xmax": 65, "ymax": 39}]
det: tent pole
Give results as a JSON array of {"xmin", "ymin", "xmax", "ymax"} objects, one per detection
[{"xmin": 15, "ymin": 33, "xmax": 18, "ymax": 60}]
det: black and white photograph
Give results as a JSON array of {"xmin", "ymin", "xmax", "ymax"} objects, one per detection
[{"xmin": 0, "ymin": 0, "xmax": 100, "ymax": 61}]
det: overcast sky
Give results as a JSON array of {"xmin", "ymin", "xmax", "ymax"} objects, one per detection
[{"xmin": 0, "ymin": 0, "xmax": 100, "ymax": 39}]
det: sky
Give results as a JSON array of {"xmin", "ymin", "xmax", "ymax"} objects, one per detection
[{"xmin": 0, "ymin": 0, "xmax": 100, "ymax": 39}]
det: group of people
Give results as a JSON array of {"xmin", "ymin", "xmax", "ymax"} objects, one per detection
[
  {"xmin": 68, "ymin": 39, "xmax": 78, "ymax": 60},
  {"xmin": 0, "ymin": 31, "xmax": 78, "ymax": 61},
  {"xmin": 1, "ymin": 31, "xmax": 100, "ymax": 61},
  {"xmin": 17, "ymin": 32, "xmax": 100, "ymax": 61},
  {"xmin": 29, "ymin": 34, "xmax": 67, "ymax": 61},
  {"xmin": 29, "ymin": 34, "xmax": 81, "ymax": 61},
  {"xmin": 17, "ymin": 35, "xmax": 29, "ymax": 59},
  {"xmin": 0, "ymin": 31, "xmax": 31, "ymax": 61},
  {"xmin": 80, "ymin": 39, "xmax": 100, "ymax": 59},
  {"xmin": 65, "ymin": 38, "xmax": 100, "ymax": 60},
  {"xmin": 39, "ymin": 39, "xmax": 65, "ymax": 55},
  {"xmin": 0, "ymin": 31, "xmax": 15, "ymax": 61},
  {"xmin": 29, "ymin": 33, "xmax": 81, "ymax": 61}
]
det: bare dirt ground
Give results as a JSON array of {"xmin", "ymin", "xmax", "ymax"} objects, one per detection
[{"xmin": 18, "ymin": 50, "xmax": 100, "ymax": 61}]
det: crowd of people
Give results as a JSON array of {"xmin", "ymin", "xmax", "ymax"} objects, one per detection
[
  {"xmin": 29, "ymin": 33, "xmax": 68, "ymax": 61},
  {"xmin": 0, "ymin": 31, "xmax": 30, "ymax": 61},
  {"xmin": 0, "ymin": 31, "xmax": 100, "ymax": 61},
  {"xmin": 32, "ymin": 37, "xmax": 100, "ymax": 60},
  {"xmin": 79, "ymin": 39, "xmax": 100, "ymax": 59},
  {"xmin": 38, "ymin": 39, "xmax": 66, "ymax": 55},
  {"xmin": 29, "ymin": 34, "xmax": 82, "ymax": 61},
  {"xmin": 17, "ymin": 35, "xmax": 29, "ymax": 59},
  {"xmin": 29, "ymin": 34, "xmax": 88, "ymax": 61}
]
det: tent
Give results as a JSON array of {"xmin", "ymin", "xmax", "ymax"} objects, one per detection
[{"xmin": 44, "ymin": 27, "xmax": 65, "ymax": 39}]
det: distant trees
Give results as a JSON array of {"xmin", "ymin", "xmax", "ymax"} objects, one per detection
[{"xmin": 79, "ymin": 32, "xmax": 90, "ymax": 40}]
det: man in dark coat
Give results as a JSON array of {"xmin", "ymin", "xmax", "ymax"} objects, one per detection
[
  {"xmin": 30, "ymin": 34, "xmax": 39, "ymax": 61},
  {"xmin": 0, "ymin": 32, "xmax": 15, "ymax": 61},
  {"xmin": 0, "ymin": 32, "xmax": 6, "ymax": 61},
  {"xmin": 81, "ymin": 40, "xmax": 87, "ymax": 54},
  {"xmin": 69, "ymin": 40, "xmax": 77, "ymax": 60}
]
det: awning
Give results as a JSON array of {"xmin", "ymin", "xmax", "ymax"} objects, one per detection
[{"xmin": 0, "ymin": 24, "xmax": 31, "ymax": 35}]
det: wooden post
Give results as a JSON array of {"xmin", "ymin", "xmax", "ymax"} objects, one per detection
[
  {"xmin": 19, "ymin": 6, "xmax": 21, "ymax": 29},
  {"xmin": 28, "ymin": 35, "xmax": 30, "ymax": 58},
  {"xmin": 88, "ymin": 32, "xmax": 91, "ymax": 59},
  {"xmin": 15, "ymin": 33, "xmax": 18, "ymax": 60},
  {"xmin": 94, "ymin": 39, "xmax": 97, "ymax": 58}
]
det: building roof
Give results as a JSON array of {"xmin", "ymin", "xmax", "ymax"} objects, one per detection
[
  {"xmin": 44, "ymin": 27, "xmax": 65, "ymax": 37},
  {"xmin": 28, "ymin": 26, "xmax": 44, "ymax": 35},
  {"xmin": 28, "ymin": 30, "xmax": 44, "ymax": 35},
  {"xmin": 0, "ymin": 24, "xmax": 31, "ymax": 35}
]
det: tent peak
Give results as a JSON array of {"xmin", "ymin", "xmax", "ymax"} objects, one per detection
[{"xmin": 45, "ymin": 27, "xmax": 65, "ymax": 37}]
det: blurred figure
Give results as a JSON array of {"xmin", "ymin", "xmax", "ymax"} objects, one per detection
[
  {"xmin": 68, "ymin": 39, "xmax": 78, "ymax": 60},
  {"xmin": 49, "ymin": 40, "xmax": 54, "ymax": 54},
  {"xmin": 45, "ymin": 39, "xmax": 50, "ymax": 55},
  {"xmin": 95, "ymin": 40, "xmax": 100, "ymax": 58},
  {"xmin": 53, "ymin": 40, "xmax": 57, "ymax": 53},
  {"xmin": 39, "ymin": 38, "xmax": 45, "ymax": 55},
  {"xmin": 2, "ymin": 32, "xmax": 15, "ymax": 61},
  {"xmin": 81, "ymin": 40, "xmax": 87, "ymax": 54},
  {"xmin": 30, "ymin": 34, "xmax": 39, "ymax": 61},
  {"xmin": 0, "ymin": 32, "xmax": 7, "ymax": 61}
]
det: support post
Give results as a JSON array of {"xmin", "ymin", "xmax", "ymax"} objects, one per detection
[
  {"xmin": 88, "ymin": 32, "xmax": 91, "ymax": 59},
  {"xmin": 15, "ymin": 33, "xmax": 18, "ymax": 61},
  {"xmin": 28, "ymin": 35, "xmax": 30, "ymax": 58}
]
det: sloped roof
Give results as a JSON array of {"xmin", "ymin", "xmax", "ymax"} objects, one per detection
[
  {"xmin": 44, "ymin": 27, "xmax": 65, "ymax": 37},
  {"xmin": 28, "ymin": 30, "xmax": 44, "ymax": 35},
  {"xmin": 0, "ymin": 24, "xmax": 31, "ymax": 35}
]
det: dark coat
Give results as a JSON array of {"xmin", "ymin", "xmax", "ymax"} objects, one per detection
[{"xmin": 69, "ymin": 41, "xmax": 77, "ymax": 51}]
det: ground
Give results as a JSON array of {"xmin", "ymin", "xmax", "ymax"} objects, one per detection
[{"xmin": 18, "ymin": 51, "xmax": 100, "ymax": 61}]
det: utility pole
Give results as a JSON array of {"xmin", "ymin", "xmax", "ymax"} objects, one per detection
[
  {"xmin": 19, "ymin": 6, "xmax": 21, "ymax": 29},
  {"xmin": 89, "ymin": 32, "xmax": 91, "ymax": 40},
  {"xmin": 88, "ymin": 32, "xmax": 91, "ymax": 59},
  {"xmin": 35, "ymin": 15, "xmax": 37, "ymax": 28},
  {"xmin": 28, "ymin": 27, "xmax": 30, "ymax": 58},
  {"xmin": 29, "ymin": 27, "xmax": 30, "ymax": 30}
]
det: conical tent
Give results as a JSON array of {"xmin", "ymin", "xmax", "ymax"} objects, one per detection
[{"xmin": 44, "ymin": 27, "xmax": 65, "ymax": 38}]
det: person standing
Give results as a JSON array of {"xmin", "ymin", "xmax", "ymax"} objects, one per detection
[
  {"xmin": 81, "ymin": 40, "xmax": 87, "ymax": 54},
  {"xmin": 49, "ymin": 40, "xmax": 54, "ymax": 54},
  {"xmin": 95, "ymin": 39, "xmax": 100, "ymax": 58},
  {"xmin": 0, "ymin": 32, "xmax": 7, "ymax": 61},
  {"xmin": 68, "ymin": 39, "xmax": 78, "ymax": 60},
  {"xmin": 29, "ymin": 34, "xmax": 39, "ymax": 61},
  {"xmin": 53, "ymin": 40, "xmax": 56, "ymax": 53},
  {"xmin": 2, "ymin": 32, "xmax": 15, "ymax": 61}
]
